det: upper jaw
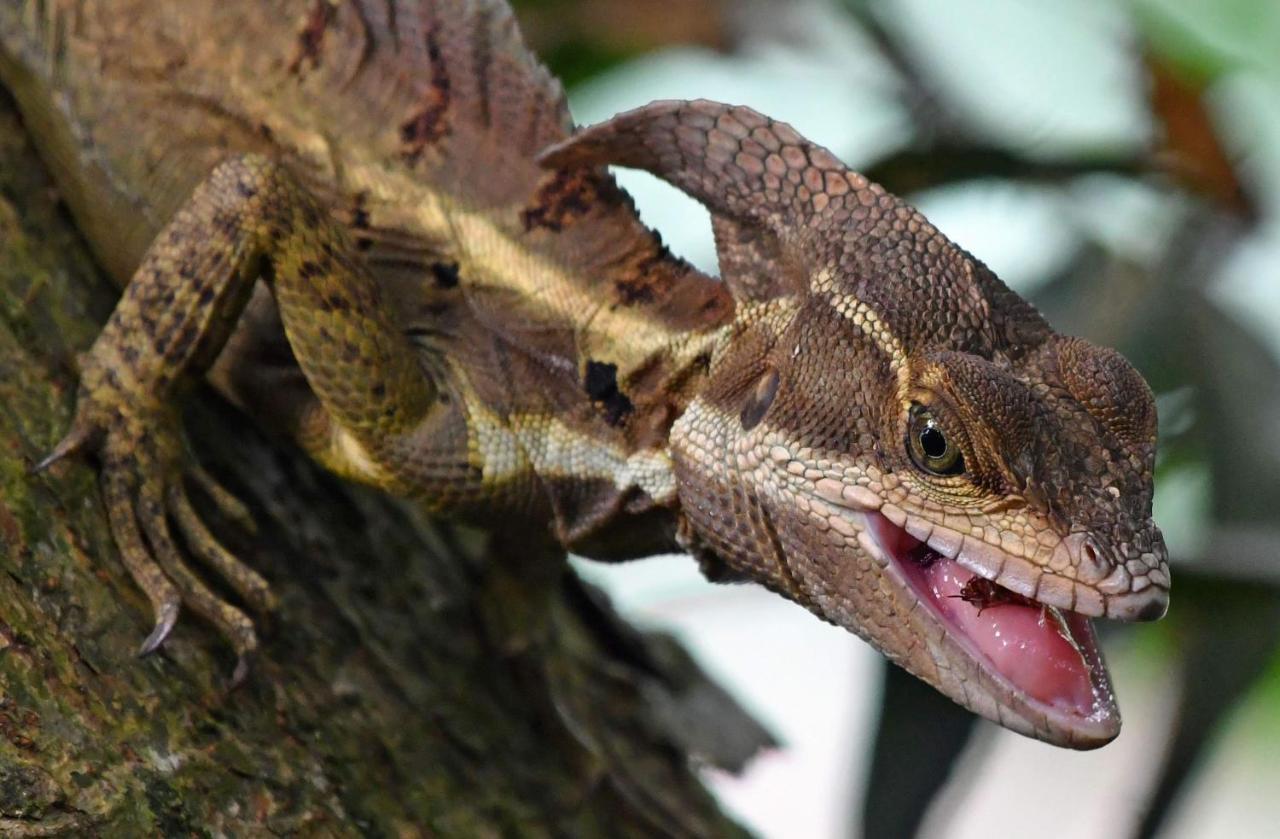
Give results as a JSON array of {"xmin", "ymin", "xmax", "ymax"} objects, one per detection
[
  {"xmin": 810, "ymin": 478, "xmax": 1170, "ymax": 622},
  {"xmin": 802, "ymin": 476, "xmax": 1165, "ymax": 748},
  {"xmin": 859, "ymin": 507, "xmax": 1121, "ymax": 748}
]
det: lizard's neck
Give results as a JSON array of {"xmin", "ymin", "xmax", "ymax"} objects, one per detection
[
  {"xmin": 522, "ymin": 315, "xmax": 732, "ymax": 560},
  {"xmin": 605, "ymin": 314, "xmax": 735, "ymax": 452}
]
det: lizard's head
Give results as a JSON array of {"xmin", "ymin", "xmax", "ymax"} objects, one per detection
[{"xmin": 541, "ymin": 100, "xmax": 1168, "ymax": 748}]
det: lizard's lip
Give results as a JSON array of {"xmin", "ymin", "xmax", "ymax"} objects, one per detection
[{"xmin": 863, "ymin": 510, "xmax": 1119, "ymax": 744}]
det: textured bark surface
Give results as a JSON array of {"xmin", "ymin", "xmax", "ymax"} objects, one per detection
[{"xmin": 0, "ymin": 91, "xmax": 768, "ymax": 837}]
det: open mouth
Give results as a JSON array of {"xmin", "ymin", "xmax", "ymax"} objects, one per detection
[{"xmin": 863, "ymin": 511, "xmax": 1115, "ymax": 729}]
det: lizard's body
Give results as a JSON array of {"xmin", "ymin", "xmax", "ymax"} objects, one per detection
[
  {"xmin": 0, "ymin": 0, "xmax": 719, "ymax": 554},
  {"xmin": 1, "ymin": 0, "xmax": 1169, "ymax": 749}
]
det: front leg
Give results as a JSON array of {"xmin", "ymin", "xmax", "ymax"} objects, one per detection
[{"xmin": 38, "ymin": 155, "xmax": 466, "ymax": 679}]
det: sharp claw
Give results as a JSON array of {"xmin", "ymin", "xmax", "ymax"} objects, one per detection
[
  {"xmin": 138, "ymin": 599, "xmax": 181, "ymax": 656},
  {"xmin": 228, "ymin": 652, "xmax": 253, "ymax": 691},
  {"xmin": 31, "ymin": 423, "xmax": 93, "ymax": 474}
]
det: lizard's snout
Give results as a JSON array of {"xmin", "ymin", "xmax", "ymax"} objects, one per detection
[{"xmin": 1080, "ymin": 526, "xmax": 1169, "ymax": 622}]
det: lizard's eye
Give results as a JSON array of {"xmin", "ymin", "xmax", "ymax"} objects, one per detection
[{"xmin": 907, "ymin": 405, "xmax": 965, "ymax": 476}]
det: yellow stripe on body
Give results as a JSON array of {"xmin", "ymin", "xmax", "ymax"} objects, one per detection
[{"xmin": 465, "ymin": 398, "xmax": 678, "ymax": 503}]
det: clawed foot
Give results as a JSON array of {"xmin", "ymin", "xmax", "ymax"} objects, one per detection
[{"xmin": 34, "ymin": 377, "xmax": 276, "ymax": 687}]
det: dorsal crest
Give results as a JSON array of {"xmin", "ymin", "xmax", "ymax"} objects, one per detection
[{"xmin": 539, "ymin": 99, "xmax": 1051, "ymax": 362}]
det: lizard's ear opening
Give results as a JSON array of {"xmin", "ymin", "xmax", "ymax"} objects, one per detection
[
  {"xmin": 538, "ymin": 99, "xmax": 878, "ymax": 303},
  {"xmin": 739, "ymin": 367, "xmax": 780, "ymax": 431}
]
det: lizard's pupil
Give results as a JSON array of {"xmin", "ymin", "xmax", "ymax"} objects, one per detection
[
  {"xmin": 906, "ymin": 405, "xmax": 964, "ymax": 476},
  {"xmin": 920, "ymin": 426, "xmax": 947, "ymax": 459}
]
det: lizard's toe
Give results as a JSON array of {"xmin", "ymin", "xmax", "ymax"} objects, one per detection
[
  {"xmin": 135, "ymin": 460, "xmax": 262, "ymax": 685},
  {"xmin": 139, "ymin": 598, "xmax": 182, "ymax": 657},
  {"xmin": 229, "ymin": 648, "xmax": 257, "ymax": 692},
  {"xmin": 31, "ymin": 418, "xmax": 95, "ymax": 474},
  {"xmin": 51, "ymin": 388, "xmax": 270, "ymax": 685},
  {"xmin": 100, "ymin": 462, "xmax": 184, "ymax": 656},
  {"xmin": 190, "ymin": 463, "xmax": 259, "ymax": 537},
  {"xmin": 170, "ymin": 482, "xmax": 277, "ymax": 616}
]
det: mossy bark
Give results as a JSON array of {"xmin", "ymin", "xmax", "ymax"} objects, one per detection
[{"xmin": 0, "ymin": 90, "xmax": 767, "ymax": 837}]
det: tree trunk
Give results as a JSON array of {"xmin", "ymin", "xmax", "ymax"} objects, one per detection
[{"xmin": 0, "ymin": 89, "xmax": 769, "ymax": 837}]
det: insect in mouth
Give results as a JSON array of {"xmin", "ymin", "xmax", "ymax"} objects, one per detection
[{"xmin": 949, "ymin": 576, "xmax": 1039, "ymax": 615}]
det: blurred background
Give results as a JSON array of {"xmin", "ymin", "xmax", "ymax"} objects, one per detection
[{"xmin": 511, "ymin": 0, "xmax": 1280, "ymax": 837}]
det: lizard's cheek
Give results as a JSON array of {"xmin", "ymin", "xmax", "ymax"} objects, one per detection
[{"xmin": 865, "ymin": 512, "xmax": 1114, "ymax": 723}]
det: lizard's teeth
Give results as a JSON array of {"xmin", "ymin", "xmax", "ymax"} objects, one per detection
[
  {"xmin": 925, "ymin": 527, "xmax": 963, "ymax": 560},
  {"xmin": 866, "ymin": 510, "xmax": 1111, "ymax": 720},
  {"xmin": 1044, "ymin": 606, "xmax": 1086, "ymax": 660}
]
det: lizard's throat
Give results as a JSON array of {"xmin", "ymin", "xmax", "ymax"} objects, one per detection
[{"xmin": 864, "ymin": 512, "xmax": 1114, "ymax": 722}]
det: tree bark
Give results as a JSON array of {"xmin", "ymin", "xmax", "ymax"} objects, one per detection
[{"xmin": 0, "ymin": 89, "xmax": 769, "ymax": 837}]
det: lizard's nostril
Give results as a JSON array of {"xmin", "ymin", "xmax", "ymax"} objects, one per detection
[
  {"xmin": 1083, "ymin": 540, "xmax": 1099, "ymax": 566},
  {"xmin": 1074, "ymin": 534, "xmax": 1112, "ymax": 585}
]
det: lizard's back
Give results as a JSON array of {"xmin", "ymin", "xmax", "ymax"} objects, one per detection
[{"xmin": 1, "ymin": 0, "xmax": 732, "ymax": 544}]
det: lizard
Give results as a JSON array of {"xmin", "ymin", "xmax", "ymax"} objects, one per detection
[{"xmin": 0, "ymin": 0, "xmax": 1168, "ymax": 750}]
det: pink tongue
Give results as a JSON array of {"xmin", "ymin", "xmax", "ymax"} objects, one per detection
[{"xmin": 918, "ymin": 559, "xmax": 1097, "ymax": 715}]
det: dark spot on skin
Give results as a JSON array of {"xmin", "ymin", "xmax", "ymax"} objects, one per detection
[
  {"xmin": 136, "ymin": 306, "xmax": 157, "ymax": 335},
  {"xmin": 740, "ymin": 367, "xmax": 779, "ymax": 431},
  {"xmin": 371, "ymin": 383, "xmax": 387, "ymax": 399},
  {"xmin": 692, "ymin": 351, "xmax": 712, "ymax": 372},
  {"xmin": 320, "ymin": 294, "xmax": 349, "ymax": 313},
  {"xmin": 350, "ymin": 191, "xmax": 371, "ymax": 230},
  {"xmin": 236, "ymin": 179, "xmax": 258, "ymax": 200},
  {"xmin": 613, "ymin": 247, "xmax": 676, "ymax": 306},
  {"xmin": 301, "ymin": 204, "xmax": 321, "ymax": 229},
  {"xmin": 299, "ymin": 260, "xmax": 323, "ymax": 280},
  {"xmin": 212, "ymin": 209, "xmax": 238, "ymax": 234},
  {"xmin": 583, "ymin": 360, "xmax": 634, "ymax": 427},
  {"xmin": 356, "ymin": 237, "xmax": 373, "ymax": 251},
  {"xmin": 288, "ymin": 0, "xmax": 335, "ymax": 76},
  {"xmin": 614, "ymin": 276, "xmax": 655, "ymax": 306},
  {"xmin": 170, "ymin": 329, "xmax": 196, "ymax": 360},
  {"xmin": 399, "ymin": 23, "xmax": 452, "ymax": 162},
  {"xmin": 521, "ymin": 168, "xmax": 620, "ymax": 233},
  {"xmin": 341, "ymin": 343, "xmax": 359, "ymax": 363},
  {"xmin": 197, "ymin": 286, "xmax": 216, "ymax": 306},
  {"xmin": 430, "ymin": 261, "xmax": 460, "ymax": 288}
]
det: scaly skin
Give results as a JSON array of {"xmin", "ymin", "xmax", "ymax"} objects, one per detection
[{"xmin": 1, "ymin": 0, "xmax": 1167, "ymax": 747}]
